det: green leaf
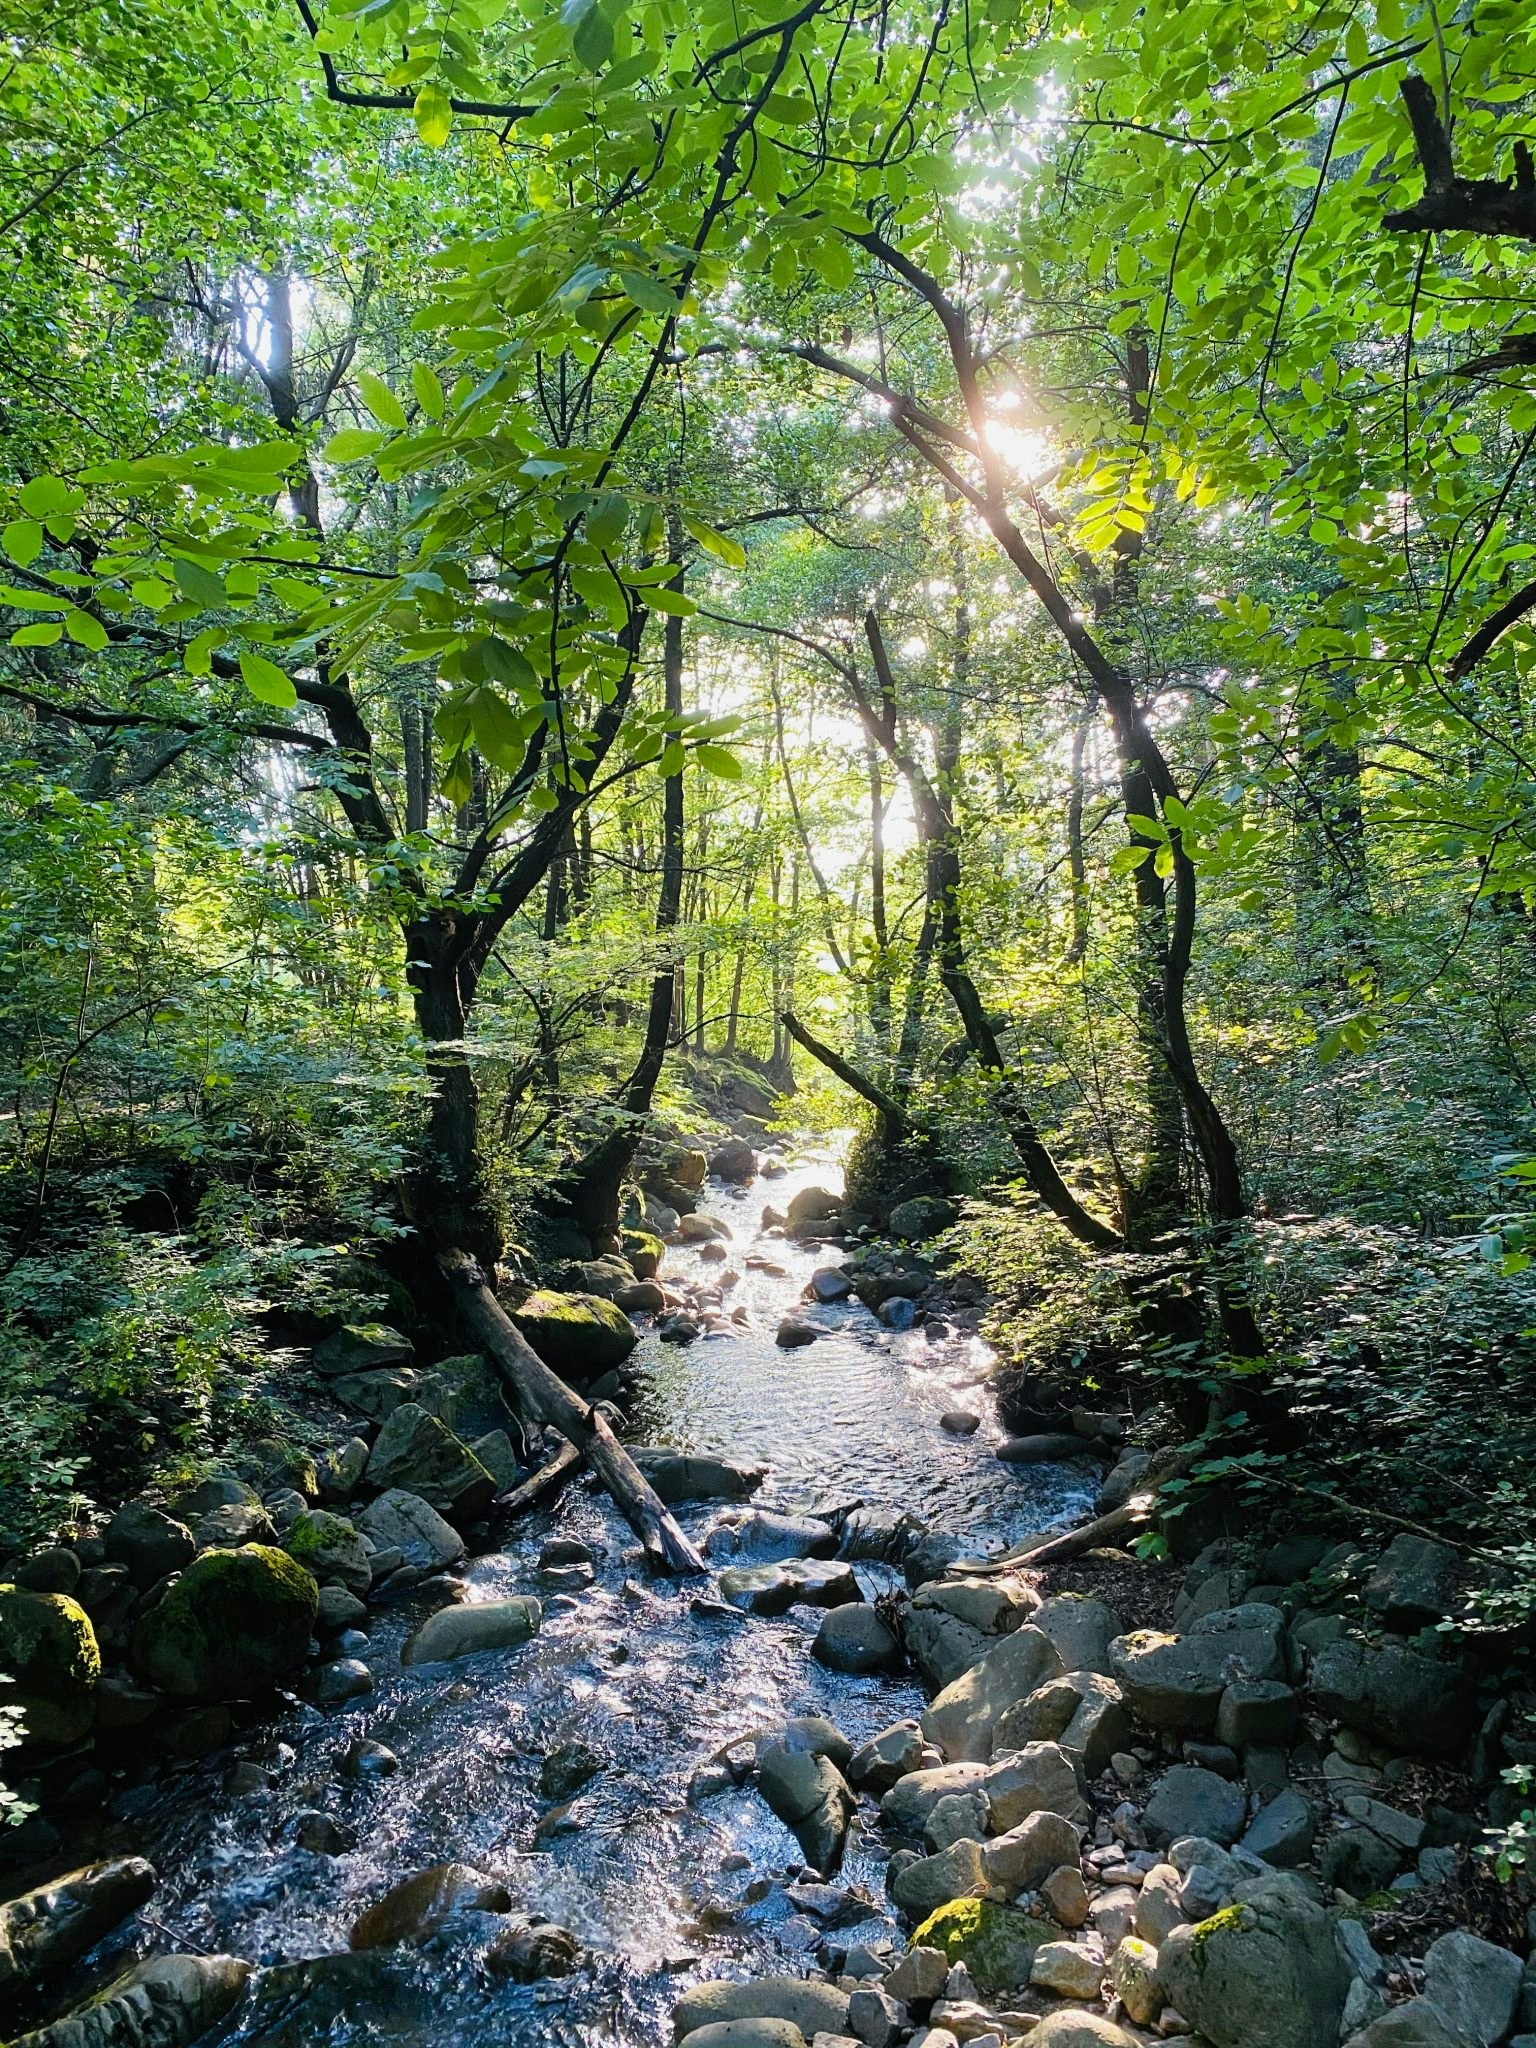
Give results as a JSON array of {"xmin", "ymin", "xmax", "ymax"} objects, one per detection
[
  {"xmin": 413, "ymin": 81, "xmax": 453, "ymax": 147},
  {"xmin": 617, "ymin": 269, "xmax": 679, "ymax": 315},
  {"xmin": 683, "ymin": 516, "xmax": 745, "ymax": 569},
  {"xmin": 411, "ymin": 362, "xmax": 445, "ymax": 419},
  {"xmin": 17, "ymin": 477, "xmax": 74, "ymax": 518},
  {"xmin": 563, "ymin": 0, "xmax": 613, "ymax": 73},
  {"xmin": 526, "ymin": 784, "xmax": 560, "ymax": 812},
  {"xmin": 480, "ymin": 638, "xmax": 538, "ymax": 691},
  {"xmin": 184, "ymin": 628, "xmax": 225, "ymax": 676},
  {"xmin": 585, "ymin": 491, "xmax": 629, "ymax": 550},
  {"xmin": 10, "ymin": 621, "xmax": 61, "ymax": 646},
  {"xmin": 238, "ymin": 649, "xmax": 298, "ymax": 707},
  {"xmin": 324, "ymin": 426, "xmax": 388, "ymax": 464},
  {"xmin": 466, "ymin": 686, "xmax": 526, "ymax": 770},
  {"xmin": 172, "ymin": 557, "xmax": 227, "ymax": 608},
  {"xmin": 3, "ymin": 520, "xmax": 43, "ymax": 568},
  {"xmin": 695, "ymin": 743, "xmax": 743, "ymax": 779},
  {"xmin": 357, "ymin": 370, "xmax": 407, "ymax": 431},
  {"xmin": 63, "ymin": 607, "xmax": 108, "ymax": 651},
  {"xmin": 643, "ymin": 585, "xmax": 697, "ymax": 616}
]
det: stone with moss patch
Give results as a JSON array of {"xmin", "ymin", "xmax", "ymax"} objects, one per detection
[
  {"xmin": 510, "ymin": 1290, "xmax": 637, "ymax": 1378},
  {"xmin": 0, "ymin": 1586, "xmax": 100, "ymax": 1745},
  {"xmin": 908, "ymin": 1897, "xmax": 1057, "ymax": 1995},
  {"xmin": 284, "ymin": 1509, "xmax": 371, "ymax": 1595},
  {"xmin": 131, "ymin": 1544, "xmax": 318, "ymax": 1701},
  {"xmin": 620, "ymin": 1229, "xmax": 665, "ymax": 1279}
]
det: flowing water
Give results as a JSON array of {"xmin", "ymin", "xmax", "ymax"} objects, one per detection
[{"xmin": 78, "ymin": 1152, "xmax": 1095, "ymax": 2045}]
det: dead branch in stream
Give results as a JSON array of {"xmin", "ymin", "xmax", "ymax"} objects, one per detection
[
  {"xmin": 492, "ymin": 1438, "xmax": 583, "ymax": 1521},
  {"xmin": 439, "ymin": 1248, "xmax": 705, "ymax": 1574}
]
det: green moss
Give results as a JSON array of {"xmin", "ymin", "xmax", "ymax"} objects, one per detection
[
  {"xmin": 1190, "ymin": 1903, "xmax": 1247, "ymax": 1962},
  {"xmin": 0, "ymin": 1585, "xmax": 100, "ymax": 1744},
  {"xmin": 285, "ymin": 1509, "xmax": 343, "ymax": 1561},
  {"xmin": 621, "ymin": 1229, "xmax": 665, "ymax": 1279},
  {"xmin": 131, "ymin": 1543, "xmax": 318, "ymax": 1701},
  {"xmin": 908, "ymin": 1898, "xmax": 1056, "ymax": 1995},
  {"xmin": 511, "ymin": 1290, "xmax": 637, "ymax": 1375}
]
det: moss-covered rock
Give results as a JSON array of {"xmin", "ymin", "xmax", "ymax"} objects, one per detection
[
  {"xmin": 312, "ymin": 1323, "xmax": 412, "ymax": 1378},
  {"xmin": 620, "ymin": 1229, "xmax": 664, "ymax": 1279},
  {"xmin": 284, "ymin": 1509, "xmax": 371, "ymax": 1595},
  {"xmin": 0, "ymin": 1586, "xmax": 100, "ymax": 1745},
  {"xmin": 908, "ymin": 1898, "xmax": 1057, "ymax": 1995},
  {"xmin": 131, "ymin": 1544, "xmax": 318, "ymax": 1701},
  {"xmin": 510, "ymin": 1290, "xmax": 637, "ymax": 1378}
]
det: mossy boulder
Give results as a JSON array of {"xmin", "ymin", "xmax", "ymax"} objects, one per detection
[
  {"xmin": 0, "ymin": 1586, "xmax": 100, "ymax": 1745},
  {"xmin": 510, "ymin": 1290, "xmax": 637, "ymax": 1378},
  {"xmin": 908, "ymin": 1898, "xmax": 1057, "ymax": 1996},
  {"xmin": 312, "ymin": 1323, "xmax": 412, "ymax": 1378},
  {"xmin": 284, "ymin": 1509, "xmax": 371, "ymax": 1595},
  {"xmin": 131, "ymin": 1544, "xmax": 318, "ymax": 1701},
  {"xmin": 620, "ymin": 1228, "xmax": 664, "ymax": 1279}
]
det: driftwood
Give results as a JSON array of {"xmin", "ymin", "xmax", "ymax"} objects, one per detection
[
  {"xmin": 440, "ymin": 1247, "xmax": 705, "ymax": 1575},
  {"xmin": 493, "ymin": 1438, "xmax": 583, "ymax": 1520}
]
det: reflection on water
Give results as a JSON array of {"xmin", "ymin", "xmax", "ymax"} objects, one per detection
[{"xmin": 118, "ymin": 1151, "xmax": 1093, "ymax": 2045}]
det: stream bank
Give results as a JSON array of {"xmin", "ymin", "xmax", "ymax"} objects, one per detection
[{"xmin": 3, "ymin": 1144, "xmax": 1533, "ymax": 2048}]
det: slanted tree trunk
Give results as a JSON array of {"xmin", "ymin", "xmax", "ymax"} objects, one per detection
[{"xmin": 551, "ymin": 581, "xmax": 687, "ymax": 1245}]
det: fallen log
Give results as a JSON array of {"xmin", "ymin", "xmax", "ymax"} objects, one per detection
[
  {"xmin": 493, "ymin": 1438, "xmax": 583, "ymax": 1521},
  {"xmin": 440, "ymin": 1247, "xmax": 705, "ymax": 1575}
]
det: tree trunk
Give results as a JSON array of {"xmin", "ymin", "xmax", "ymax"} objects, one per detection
[{"xmin": 550, "ymin": 585, "xmax": 686, "ymax": 1244}]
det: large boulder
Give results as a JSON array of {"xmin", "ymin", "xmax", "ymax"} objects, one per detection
[
  {"xmin": 7, "ymin": 1953, "xmax": 251, "ymax": 2048},
  {"xmin": 814, "ymin": 1605, "xmax": 901, "ymax": 1673},
  {"xmin": 355, "ymin": 1488, "xmax": 465, "ymax": 1573},
  {"xmin": 888, "ymin": 1195, "xmax": 957, "ymax": 1242},
  {"xmin": 1030, "ymin": 2018, "xmax": 1140, "ymax": 2047},
  {"xmin": 511, "ymin": 1290, "xmax": 637, "ymax": 1378},
  {"xmin": 631, "ymin": 1448, "xmax": 765, "ymax": 1504},
  {"xmin": 412, "ymin": 1353, "xmax": 511, "ymax": 1441},
  {"xmin": 1031, "ymin": 1593, "xmax": 1120, "ymax": 1675},
  {"xmin": 282, "ymin": 1509, "xmax": 371, "ymax": 1595},
  {"xmin": 882, "ymin": 1762, "xmax": 989, "ymax": 1834},
  {"xmin": 908, "ymin": 1898, "xmax": 1057, "ymax": 1996},
  {"xmin": 673, "ymin": 1979, "xmax": 849, "ymax": 2041},
  {"xmin": 982, "ymin": 1742, "xmax": 1087, "ymax": 1829},
  {"xmin": 102, "ymin": 1502, "xmax": 195, "ymax": 1589},
  {"xmin": 312, "ymin": 1323, "xmax": 412, "ymax": 1376},
  {"xmin": 757, "ymin": 1745, "xmax": 854, "ymax": 1875},
  {"xmin": 1158, "ymin": 1876, "xmax": 1349, "ymax": 2048},
  {"xmin": 349, "ymin": 1863, "xmax": 511, "ymax": 1949},
  {"xmin": 1144, "ymin": 1765, "xmax": 1248, "ymax": 1848},
  {"xmin": 994, "ymin": 1672, "xmax": 1129, "ymax": 1777},
  {"xmin": 890, "ymin": 1839, "xmax": 990, "ymax": 1922},
  {"xmin": 401, "ymin": 1598, "xmax": 542, "ymax": 1667},
  {"xmin": 0, "ymin": 1587, "xmax": 99, "ymax": 1745},
  {"xmin": 131, "ymin": 1544, "xmax": 317, "ymax": 1700},
  {"xmin": 787, "ymin": 1185, "xmax": 841, "ymax": 1233},
  {"xmin": 921, "ymin": 1624, "xmax": 1065, "ymax": 1762},
  {"xmin": 1309, "ymin": 1637, "xmax": 1478, "ymax": 1755},
  {"xmin": 717, "ymin": 1559, "xmax": 860, "ymax": 1616},
  {"xmin": 710, "ymin": 1137, "xmax": 757, "ymax": 1183},
  {"xmin": 1110, "ymin": 1609, "xmax": 1286, "ymax": 1734},
  {"xmin": 708, "ymin": 1510, "xmax": 837, "ymax": 1563},
  {"xmin": 1363, "ymin": 1536, "xmax": 1463, "ymax": 1630},
  {"xmin": 0, "ymin": 1857, "xmax": 156, "ymax": 1992},
  {"xmin": 363, "ymin": 1403, "xmax": 495, "ymax": 1522}
]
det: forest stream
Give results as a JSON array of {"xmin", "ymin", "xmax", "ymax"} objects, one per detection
[{"xmin": 67, "ymin": 1150, "xmax": 1093, "ymax": 2047}]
